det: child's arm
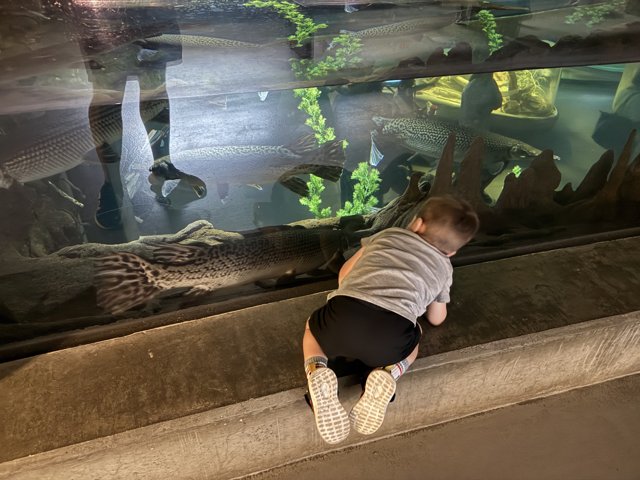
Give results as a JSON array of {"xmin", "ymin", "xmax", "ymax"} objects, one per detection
[
  {"xmin": 338, "ymin": 247, "xmax": 364, "ymax": 286},
  {"xmin": 426, "ymin": 302, "xmax": 447, "ymax": 326}
]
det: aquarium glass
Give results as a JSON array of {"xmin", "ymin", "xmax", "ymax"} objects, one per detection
[{"xmin": 1, "ymin": 0, "xmax": 639, "ymax": 349}]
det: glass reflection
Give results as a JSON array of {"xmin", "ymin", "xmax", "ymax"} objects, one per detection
[{"xmin": 0, "ymin": 1, "xmax": 639, "ymax": 345}]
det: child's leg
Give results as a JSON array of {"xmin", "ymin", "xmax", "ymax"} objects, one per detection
[
  {"xmin": 303, "ymin": 319, "xmax": 350, "ymax": 444},
  {"xmin": 384, "ymin": 321, "xmax": 422, "ymax": 381},
  {"xmin": 350, "ymin": 341, "xmax": 420, "ymax": 436},
  {"xmin": 384, "ymin": 341, "xmax": 419, "ymax": 381},
  {"xmin": 303, "ymin": 319, "xmax": 329, "ymax": 375}
]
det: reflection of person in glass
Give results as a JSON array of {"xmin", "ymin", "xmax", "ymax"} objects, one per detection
[
  {"xmin": 611, "ymin": 67, "xmax": 640, "ymax": 154},
  {"xmin": 72, "ymin": 1, "xmax": 182, "ymax": 230}
]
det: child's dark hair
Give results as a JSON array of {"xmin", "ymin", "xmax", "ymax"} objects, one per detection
[{"xmin": 416, "ymin": 195, "xmax": 480, "ymax": 254}]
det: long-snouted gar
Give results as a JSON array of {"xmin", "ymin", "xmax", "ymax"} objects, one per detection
[
  {"xmin": 372, "ymin": 115, "xmax": 553, "ymax": 166},
  {"xmin": 340, "ymin": 16, "xmax": 453, "ymax": 39},
  {"xmin": 95, "ymin": 225, "xmax": 348, "ymax": 314},
  {"xmin": 150, "ymin": 135, "xmax": 345, "ymax": 199},
  {"xmin": 141, "ymin": 34, "xmax": 262, "ymax": 49},
  {"xmin": 0, "ymin": 101, "xmax": 168, "ymax": 189}
]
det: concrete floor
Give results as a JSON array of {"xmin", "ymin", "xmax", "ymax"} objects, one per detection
[{"xmin": 247, "ymin": 374, "xmax": 640, "ymax": 480}]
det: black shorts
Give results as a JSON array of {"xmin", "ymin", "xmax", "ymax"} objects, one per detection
[{"xmin": 308, "ymin": 296, "xmax": 421, "ymax": 368}]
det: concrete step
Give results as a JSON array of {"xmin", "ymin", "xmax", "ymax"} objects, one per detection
[
  {"xmin": 244, "ymin": 374, "xmax": 640, "ymax": 480},
  {"xmin": 1, "ymin": 311, "xmax": 639, "ymax": 480},
  {"xmin": 1, "ymin": 237, "xmax": 640, "ymax": 478}
]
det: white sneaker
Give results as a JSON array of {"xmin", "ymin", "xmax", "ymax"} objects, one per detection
[
  {"xmin": 307, "ymin": 368, "xmax": 350, "ymax": 444},
  {"xmin": 349, "ymin": 369, "xmax": 396, "ymax": 435}
]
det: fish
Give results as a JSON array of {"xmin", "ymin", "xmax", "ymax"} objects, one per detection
[
  {"xmin": 149, "ymin": 135, "xmax": 345, "ymax": 201},
  {"xmin": 0, "ymin": 101, "xmax": 168, "ymax": 189},
  {"xmin": 295, "ymin": 0, "xmax": 523, "ymax": 7},
  {"xmin": 95, "ymin": 224, "xmax": 352, "ymax": 314},
  {"xmin": 138, "ymin": 34, "xmax": 262, "ymax": 50},
  {"xmin": 460, "ymin": 72, "xmax": 503, "ymax": 130},
  {"xmin": 339, "ymin": 16, "xmax": 455, "ymax": 41},
  {"xmin": 371, "ymin": 115, "xmax": 555, "ymax": 181},
  {"xmin": 148, "ymin": 161, "xmax": 208, "ymax": 206}
]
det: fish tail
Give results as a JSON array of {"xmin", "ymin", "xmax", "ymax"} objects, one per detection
[
  {"xmin": 296, "ymin": 139, "xmax": 346, "ymax": 181},
  {"xmin": 279, "ymin": 177, "xmax": 309, "ymax": 197},
  {"xmin": 312, "ymin": 139, "xmax": 347, "ymax": 167},
  {"xmin": 305, "ymin": 165, "xmax": 344, "ymax": 182},
  {"xmin": 289, "ymin": 134, "xmax": 319, "ymax": 155},
  {"xmin": 95, "ymin": 253, "xmax": 161, "ymax": 314}
]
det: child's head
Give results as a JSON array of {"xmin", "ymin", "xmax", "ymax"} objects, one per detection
[{"xmin": 409, "ymin": 195, "xmax": 480, "ymax": 256}]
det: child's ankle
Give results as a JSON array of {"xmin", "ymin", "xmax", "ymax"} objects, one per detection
[
  {"xmin": 384, "ymin": 358, "xmax": 410, "ymax": 381},
  {"xmin": 304, "ymin": 355, "xmax": 328, "ymax": 377}
]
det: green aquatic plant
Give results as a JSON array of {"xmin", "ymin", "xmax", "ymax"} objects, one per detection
[
  {"xmin": 299, "ymin": 162, "xmax": 380, "ymax": 219},
  {"xmin": 565, "ymin": 0, "xmax": 624, "ymax": 27},
  {"xmin": 476, "ymin": 9, "xmax": 503, "ymax": 54},
  {"xmin": 337, "ymin": 162, "xmax": 381, "ymax": 217},
  {"xmin": 511, "ymin": 165, "xmax": 523, "ymax": 178},
  {"xmin": 294, "ymin": 87, "xmax": 343, "ymax": 146},
  {"xmin": 291, "ymin": 34, "xmax": 363, "ymax": 80},
  {"xmin": 244, "ymin": 0, "xmax": 327, "ymax": 46},
  {"xmin": 299, "ymin": 174, "xmax": 333, "ymax": 219}
]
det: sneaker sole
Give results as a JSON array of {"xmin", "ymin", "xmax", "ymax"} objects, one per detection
[
  {"xmin": 349, "ymin": 369, "xmax": 396, "ymax": 435},
  {"xmin": 307, "ymin": 368, "xmax": 350, "ymax": 444}
]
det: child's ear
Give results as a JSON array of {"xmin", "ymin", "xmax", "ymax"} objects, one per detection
[{"xmin": 408, "ymin": 216, "xmax": 424, "ymax": 233}]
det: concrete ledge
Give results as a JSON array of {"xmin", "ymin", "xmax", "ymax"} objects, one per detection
[
  {"xmin": 1, "ymin": 312, "xmax": 639, "ymax": 480},
  {"xmin": 2, "ymin": 237, "xmax": 640, "ymax": 462}
]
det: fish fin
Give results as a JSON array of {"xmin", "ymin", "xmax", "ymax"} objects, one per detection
[
  {"xmin": 183, "ymin": 285, "xmax": 212, "ymax": 296},
  {"xmin": 299, "ymin": 164, "xmax": 343, "ymax": 182},
  {"xmin": 255, "ymin": 279, "xmax": 277, "ymax": 289},
  {"xmin": 275, "ymin": 271, "xmax": 298, "ymax": 285},
  {"xmin": 370, "ymin": 134, "xmax": 385, "ymax": 167},
  {"xmin": 182, "ymin": 174, "xmax": 207, "ymax": 198},
  {"xmin": 256, "ymin": 271, "xmax": 298, "ymax": 288},
  {"xmin": 278, "ymin": 176, "xmax": 309, "ymax": 197},
  {"xmin": 238, "ymin": 225, "xmax": 297, "ymax": 240},
  {"xmin": 247, "ymin": 184, "xmax": 263, "ymax": 191},
  {"xmin": 148, "ymin": 242, "xmax": 209, "ymax": 265},
  {"xmin": 94, "ymin": 253, "xmax": 160, "ymax": 314},
  {"xmin": 303, "ymin": 139, "xmax": 346, "ymax": 168},
  {"xmin": 288, "ymin": 135, "xmax": 318, "ymax": 155},
  {"xmin": 161, "ymin": 179, "xmax": 180, "ymax": 198}
]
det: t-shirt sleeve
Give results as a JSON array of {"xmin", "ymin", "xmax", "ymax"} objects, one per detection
[
  {"xmin": 360, "ymin": 229, "xmax": 386, "ymax": 247},
  {"xmin": 434, "ymin": 273, "xmax": 452, "ymax": 303}
]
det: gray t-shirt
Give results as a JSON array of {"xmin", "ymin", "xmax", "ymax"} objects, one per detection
[{"xmin": 328, "ymin": 227, "xmax": 453, "ymax": 324}]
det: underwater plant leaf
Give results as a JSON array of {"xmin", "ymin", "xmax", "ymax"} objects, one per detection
[{"xmin": 337, "ymin": 162, "xmax": 381, "ymax": 217}]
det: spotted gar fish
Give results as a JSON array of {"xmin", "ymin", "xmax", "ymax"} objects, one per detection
[
  {"xmin": 95, "ymin": 224, "xmax": 353, "ymax": 314},
  {"xmin": 0, "ymin": 101, "xmax": 168, "ymax": 189},
  {"xmin": 140, "ymin": 34, "xmax": 262, "ymax": 49},
  {"xmin": 150, "ymin": 135, "xmax": 345, "ymax": 200},
  {"xmin": 340, "ymin": 16, "xmax": 454, "ymax": 40},
  {"xmin": 372, "ymin": 116, "xmax": 554, "ymax": 171}
]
